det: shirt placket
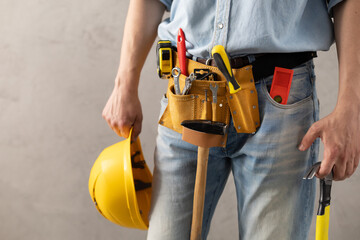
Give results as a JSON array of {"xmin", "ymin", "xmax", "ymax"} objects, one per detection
[{"xmin": 209, "ymin": 0, "xmax": 231, "ymax": 56}]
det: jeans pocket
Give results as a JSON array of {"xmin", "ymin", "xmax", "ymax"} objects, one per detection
[{"xmin": 261, "ymin": 65, "xmax": 314, "ymax": 109}]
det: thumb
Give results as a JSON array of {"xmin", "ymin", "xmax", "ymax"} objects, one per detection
[{"xmin": 299, "ymin": 122, "xmax": 322, "ymax": 151}]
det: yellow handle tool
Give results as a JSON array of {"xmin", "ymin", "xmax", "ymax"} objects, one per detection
[
  {"xmin": 303, "ymin": 162, "xmax": 333, "ymax": 240},
  {"xmin": 211, "ymin": 45, "xmax": 241, "ymax": 94},
  {"xmin": 316, "ymin": 205, "xmax": 330, "ymax": 240}
]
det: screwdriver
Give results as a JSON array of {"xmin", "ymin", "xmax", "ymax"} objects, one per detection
[{"xmin": 211, "ymin": 45, "xmax": 241, "ymax": 94}]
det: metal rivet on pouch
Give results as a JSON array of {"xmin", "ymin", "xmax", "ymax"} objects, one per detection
[
  {"xmin": 219, "ymin": 103, "xmax": 223, "ymax": 107},
  {"xmin": 250, "ymin": 79, "xmax": 254, "ymax": 82},
  {"xmin": 251, "ymin": 90, "xmax": 254, "ymax": 93},
  {"xmin": 160, "ymin": 121, "xmax": 164, "ymax": 124},
  {"xmin": 255, "ymin": 122, "xmax": 259, "ymax": 125},
  {"xmin": 233, "ymin": 111, "xmax": 236, "ymax": 115},
  {"xmin": 229, "ymin": 96, "xmax": 233, "ymax": 99},
  {"xmin": 238, "ymin": 126, "xmax": 241, "ymax": 130},
  {"xmin": 253, "ymin": 105, "xmax": 256, "ymax": 109},
  {"xmin": 245, "ymin": 67, "xmax": 250, "ymax": 71}
]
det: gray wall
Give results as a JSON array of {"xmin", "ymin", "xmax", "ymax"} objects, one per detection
[{"xmin": 0, "ymin": 1, "xmax": 359, "ymax": 239}]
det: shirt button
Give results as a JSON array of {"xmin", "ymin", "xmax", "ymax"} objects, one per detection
[{"xmin": 218, "ymin": 23, "xmax": 224, "ymax": 29}]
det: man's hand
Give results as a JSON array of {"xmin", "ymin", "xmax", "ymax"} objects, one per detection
[
  {"xmin": 100, "ymin": 0, "xmax": 164, "ymax": 140},
  {"xmin": 299, "ymin": 104, "xmax": 360, "ymax": 181},
  {"xmin": 299, "ymin": 0, "xmax": 360, "ymax": 181},
  {"xmin": 102, "ymin": 83, "xmax": 142, "ymax": 141}
]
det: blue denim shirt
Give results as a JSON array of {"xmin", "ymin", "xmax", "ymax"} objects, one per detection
[{"xmin": 158, "ymin": 0, "xmax": 344, "ymax": 59}]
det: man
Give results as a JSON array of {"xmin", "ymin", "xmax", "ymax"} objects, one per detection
[{"xmin": 102, "ymin": 0, "xmax": 360, "ymax": 239}]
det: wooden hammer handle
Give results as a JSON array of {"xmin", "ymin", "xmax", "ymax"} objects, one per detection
[{"xmin": 190, "ymin": 146, "xmax": 210, "ymax": 240}]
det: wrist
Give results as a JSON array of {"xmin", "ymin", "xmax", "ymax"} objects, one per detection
[
  {"xmin": 114, "ymin": 73, "xmax": 140, "ymax": 94},
  {"xmin": 337, "ymin": 87, "xmax": 360, "ymax": 106},
  {"xmin": 335, "ymin": 95, "xmax": 360, "ymax": 116}
]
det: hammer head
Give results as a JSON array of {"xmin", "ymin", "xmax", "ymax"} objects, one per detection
[{"xmin": 181, "ymin": 120, "xmax": 227, "ymax": 148}]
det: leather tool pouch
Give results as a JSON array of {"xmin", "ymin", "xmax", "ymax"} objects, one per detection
[
  {"xmin": 159, "ymin": 73, "xmax": 230, "ymax": 133},
  {"xmin": 227, "ymin": 65, "xmax": 260, "ymax": 133},
  {"xmin": 158, "ymin": 61, "xmax": 261, "ymax": 143}
]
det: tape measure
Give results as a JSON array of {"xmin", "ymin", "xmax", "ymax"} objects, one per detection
[{"xmin": 156, "ymin": 40, "xmax": 173, "ymax": 79}]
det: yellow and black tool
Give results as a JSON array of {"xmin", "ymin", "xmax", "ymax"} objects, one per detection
[
  {"xmin": 156, "ymin": 40, "xmax": 173, "ymax": 78},
  {"xmin": 211, "ymin": 45, "xmax": 241, "ymax": 94},
  {"xmin": 303, "ymin": 162, "xmax": 333, "ymax": 240}
]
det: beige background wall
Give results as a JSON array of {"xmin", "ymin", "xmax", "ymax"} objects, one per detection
[{"xmin": 0, "ymin": 0, "xmax": 359, "ymax": 239}]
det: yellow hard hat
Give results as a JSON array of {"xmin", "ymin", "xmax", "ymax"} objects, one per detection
[{"xmin": 88, "ymin": 129, "xmax": 152, "ymax": 230}]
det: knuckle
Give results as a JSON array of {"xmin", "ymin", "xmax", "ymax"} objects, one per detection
[
  {"xmin": 345, "ymin": 168, "xmax": 353, "ymax": 177},
  {"xmin": 117, "ymin": 120, "xmax": 128, "ymax": 129},
  {"xmin": 319, "ymin": 170, "xmax": 330, "ymax": 178},
  {"xmin": 334, "ymin": 168, "xmax": 346, "ymax": 180},
  {"xmin": 110, "ymin": 120, "xmax": 120, "ymax": 128},
  {"xmin": 338, "ymin": 175, "xmax": 346, "ymax": 181}
]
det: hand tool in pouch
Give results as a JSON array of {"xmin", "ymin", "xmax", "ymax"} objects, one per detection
[
  {"xmin": 194, "ymin": 69, "xmax": 218, "ymax": 81},
  {"xmin": 177, "ymin": 28, "xmax": 188, "ymax": 76},
  {"xmin": 209, "ymin": 83, "xmax": 219, "ymax": 120},
  {"xmin": 156, "ymin": 40, "xmax": 173, "ymax": 78},
  {"xmin": 303, "ymin": 162, "xmax": 333, "ymax": 240},
  {"xmin": 269, "ymin": 67, "xmax": 294, "ymax": 104},
  {"xmin": 182, "ymin": 73, "xmax": 196, "ymax": 95},
  {"xmin": 211, "ymin": 45, "xmax": 241, "ymax": 94},
  {"xmin": 172, "ymin": 67, "xmax": 181, "ymax": 95},
  {"xmin": 181, "ymin": 120, "xmax": 227, "ymax": 240}
]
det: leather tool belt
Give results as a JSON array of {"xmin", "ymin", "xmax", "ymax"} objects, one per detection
[{"xmin": 158, "ymin": 51, "xmax": 316, "ymax": 147}]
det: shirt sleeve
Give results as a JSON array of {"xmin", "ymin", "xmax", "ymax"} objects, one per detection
[
  {"xmin": 327, "ymin": 0, "xmax": 345, "ymax": 17},
  {"xmin": 159, "ymin": 0, "xmax": 172, "ymax": 12}
]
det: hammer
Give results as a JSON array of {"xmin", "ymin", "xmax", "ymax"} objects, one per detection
[
  {"xmin": 303, "ymin": 162, "xmax": 334, "ymax": 240},
  {"xmin": 181, "ymin": 119, "xmax": 227, "ymax": 240}
]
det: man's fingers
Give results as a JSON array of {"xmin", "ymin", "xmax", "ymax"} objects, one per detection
[
  {"xmin": 354, "ymin": 158, "xmax": 359, "ymax": 172},
  {"xmin": 317, "ymin": 147, "xmax": 337, "ymax": 178},
  {"xmin": 345, "ymin": 159, "xmax": 354, "ymax": 178},
  {"xmin": 132, "ymin": 117, "xmax": 142, "ymax": 141},
  {"xmin": 299, "ymin": 122, "xmax": 322, "ymax": 151},
  {"xmin": 317, "ymin": 159, "xmax": 334, "ymax": 179},
  {"xmin": 110, "ymin": 124, "xmax": 122, "ymax": 137},
  {"xmin": 333, "ymin": 163, "xmax": 347, "ymax": 181},
  {"xmin": 118, "ymin": 121, "xmax": 131, "ymax": 139}
]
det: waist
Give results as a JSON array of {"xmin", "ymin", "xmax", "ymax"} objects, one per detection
[{"xmin": 195, "ymin": 51, "xmax": 317, "ymax": 82}]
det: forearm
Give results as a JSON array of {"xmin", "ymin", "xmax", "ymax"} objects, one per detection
[
  {"xmin": 115, "ymin": 0, "xmax": 165, "ymax": 92},
  {"xmin": 333, "ymin": 0, "xmax": 360, "ymax": 108}
]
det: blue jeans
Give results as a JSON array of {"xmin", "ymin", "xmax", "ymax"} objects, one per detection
[{"xmin": 147, "ymin": 60, "xmax": 319, "ymax": 240}]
